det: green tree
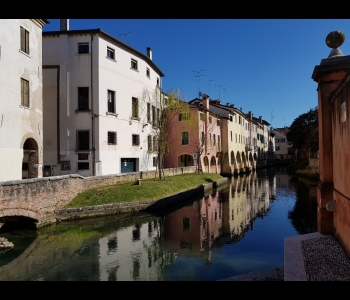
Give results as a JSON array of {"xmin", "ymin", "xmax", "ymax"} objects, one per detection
[{"xmin": 286, "ymin": 107, "xmax": 318, "ymax": 167}]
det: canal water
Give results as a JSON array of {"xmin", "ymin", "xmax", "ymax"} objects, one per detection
[{"xmin": 0, "ymin": 167, "xmax": 317, "ymax": 281}]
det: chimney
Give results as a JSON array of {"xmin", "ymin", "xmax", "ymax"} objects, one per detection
[
  {"xmin": 147, "ymin": 47, "xmax": 152, "ymax": 60},
  {"xmin": 60, "ymin": 19, "xmax": 70, "ymax": 31},
  {"xmin": 259, "ymin": 116, "xmax": 262, "ymax": 122},
  {"xmin": 202, "ymin": 94, "xmax": 209, "ymax": 109},
  {"xmin": 248, "ymin": 111, "xmax": 253, "ymax": 120}
]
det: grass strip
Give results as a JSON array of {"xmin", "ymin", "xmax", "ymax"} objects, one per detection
[{"xmin": 65, "ymin": 172, "xmax": 224, "ymax": 208}]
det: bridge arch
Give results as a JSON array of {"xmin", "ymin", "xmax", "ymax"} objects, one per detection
[{"xmin": 0, "ymin": 208, "xmax": 40, "ymax": 223}]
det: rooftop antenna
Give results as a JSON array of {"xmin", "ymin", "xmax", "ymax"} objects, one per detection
[
  {"xmin": 119, "ymin": 31, "xmax": 134, "ymax": 43},
  {"xmin": 193, "ymin": 69, "xmax": 208, "ymax": 93},
  {"xmin": 215, "ymin": 84, "xmax": 223, "ymax": 99},
  {"xmin": 208, "ymin": 79, "xmax": 214, "ymax": 95},
  {"xmin": 271, "ymin": 110, "xmax": 275, "ymax": 129}
]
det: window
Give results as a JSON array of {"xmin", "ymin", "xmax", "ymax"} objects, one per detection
[
  {"xmin": 201, "ymin": 131, "xmax": 205, "ymax": 145},
  {"xmin": 61, "ymin": 161, "xmax": 71, "ymax": 170},
  {"xmin": 132, "ymin": 97, "xmax": 139, "ymax": 119},
  {"xmin": 230, "ymin": 115, "xmax": 233, "ymax": 122},
  {"xmin": 213, "ymin": 134, "xmax": 216, "ymax": 146},
  {"xmin": 131, "ymin": 58, "xmax": 138, "ymax": 70},
  {"xmin": 181, "ymin": 132, "xmax": 189, "ymax": 145},
  {"xmin": 107, "ymin": 47, "xmax": 115, "ymax": 59},
  {"xmin": 341, "ymin": 101, "xmax": 347, "ymax": 122},
  {"xmin": 78, "ymin": 43, "xmax": 89, "ymax": 54},
  {"xmin": 200, "ymin": 113, "xmax": 205, "ymax": 121},
  {"xmin": 280, "ymin": 138, "xmax": 285, "ymax": 143},
  {"xmin": 146, "ymin": 68, "xmax": 150, "ymax": 78},
  {"xmin": 153, "ymin": 157, "xmax": 157, "ymax": 167},
  {"xmin": 78, "ymin": 162, "xmax": 89, "ymax": 170},
  {"xmin": 276, "ymin": 146, "xmax": 280, "ymax": 151},
  {"xmin": 157, "ymin": 108, "xmax": 160, "ymax": 126},
  {"xmin": 78, "ymin": 87, "xmax": 89, "ymax": 110},
  {"xmin": 148, "ymin": 135, "xmax": 152, "ymax": 152},
  {"xmin": 209, "ymin": 116, "xmax": 212, "ymax": 123},
  {"xmin": 108, "ymin": 131, "xmax": 117, "ymax": 145},
  {"xmin": 235, "ymin": 133, "xmax": 237, "ymax": 143},
  {"xmin": 179, "ymin": 113, "xmax": 190, "ymax": 121},
  {"xmin": 21, "ymin": 78, "xmax": 29, "ymax": 107},
  {"xmin": 218, "ymin": 135, "xmax": 220, "ymax": 150},
  {"xmin": 78, "ymin": 153, "xmax": 89, "ymax": 160},
  {"xmin": 230, "ymin": 131, "xmax": 233, "ymax": 142},
  {"xmin": 275, "ymin": 139, "xmax": 279, "ymax": 143},
  {"xmin": 76, "ymin": 130, "xmax": 90, "ymax": 151},
  {"xmin": 108, "ymin": 90, "xmax": 115, "ymax": 113},
  {"xmin": 147, "ymin": 103, "xmax": 151, "ymax": 122},
  {"xmin": 217, "ymin": 119, "xmax": 221, "ymax": 126},
  {"xmin": 153, "ymin": 136, "xmax": 158, "ymax": 151},
  {"xmin": 183, "ymin": 217, "xmax": 190, "ymax": 231},
  {"xmin": 150, "ymin": 106, "xmax": 155, "ymax": 126},
  {"xmin": 20, "ymin": 26, "xmax": 29, "ymax": 54},
  {"xmin": 239, "ymin": 116, "xmax": 242, "ymax": 124},
  {"xmin": 132, "ymin": 134, "xmax": 140, "ymax": 146},
  {"xmin": 157, "ymin": 77, "xmax": 159, "ymax": 86}
]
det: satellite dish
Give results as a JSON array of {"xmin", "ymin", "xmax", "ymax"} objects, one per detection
[{"xmin": 198, "ymin": 91, "xmax": 202, "ymax": 97}]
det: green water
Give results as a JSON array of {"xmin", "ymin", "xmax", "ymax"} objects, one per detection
[{"xmin": 0, "ymin": 167, "xmax": 317, "ymax": 281}]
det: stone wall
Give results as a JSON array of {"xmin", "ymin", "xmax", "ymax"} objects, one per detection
[{"xmin": 0, "ymin": 166, "xmax": 199, "ymax": 225}]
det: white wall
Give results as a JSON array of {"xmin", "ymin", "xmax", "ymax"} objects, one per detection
[{"xmin": 0, "ymin": 19, "xmax": 45, "ymax": 181}]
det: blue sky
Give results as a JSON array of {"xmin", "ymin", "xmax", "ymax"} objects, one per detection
[{"xmin": 43, "ymin": 19, "xmax": 350, "ymax": 129}]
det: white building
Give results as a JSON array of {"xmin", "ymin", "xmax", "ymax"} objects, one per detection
[
  {"xmin": 42, "ymin": 20, "xmax": 165, "ymax": 177},
  {"xmin": 0, "ymin": 19, "xmax": 48, "ymax": 182}
]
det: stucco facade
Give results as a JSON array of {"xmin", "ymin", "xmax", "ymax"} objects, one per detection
[
  {"xmin": 312, "ymin": 32, "xmax": 350, "ymax": 257},
  {"xmin": 164, "ymin": 94, "xmax": 222, "ymax": 174},
  {"xmin": 0, "ymin": 19, "xmax": 48, "ymax": 182},
  {"xmin": 42, "ymin": 22, "xmax": 164, "ymax": 177}
]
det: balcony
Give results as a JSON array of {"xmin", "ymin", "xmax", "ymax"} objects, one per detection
[{"xmin": 245, "ymin": 144, "xmax": 253, "ymax": 151}]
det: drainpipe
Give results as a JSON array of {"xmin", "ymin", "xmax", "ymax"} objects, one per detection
[
  {"xmin": 43, "ymin": 65, "xmax": 60, "ymax": 166},
  {"xmin": 91, "ymin": 34, "xmax": 96, "ymax": 176}
]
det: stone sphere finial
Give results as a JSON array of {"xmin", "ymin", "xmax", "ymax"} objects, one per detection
[{"xmin": 326, "ymin": 30, "xmax": 345, "ymax": 49}]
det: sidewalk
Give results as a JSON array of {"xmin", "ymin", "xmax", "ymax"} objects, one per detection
[{"xmin": 220, "ymin": 232, "xmax": 350, "ymax": 281}]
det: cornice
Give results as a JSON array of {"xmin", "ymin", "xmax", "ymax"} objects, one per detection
[{"xmin": 42, "ymin": 28, "xmax": 164, "ymax": 77}]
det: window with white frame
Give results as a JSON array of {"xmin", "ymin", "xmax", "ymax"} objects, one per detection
[
  {"xmin": 108, "ymin": 90, "xmax": 115, "ymax": 113},
  {"xmin": 107, "ymin": 47, "xmax": 115, "ymax": 60},
  {"xmin": 146, "ymin": 67, "xmax": 150, "ymax": 78},
  {"xmin": 131, "ymin": 58, "xmax": 138, "ymax": 70}
]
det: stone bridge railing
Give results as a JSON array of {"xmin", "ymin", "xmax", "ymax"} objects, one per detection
[{"xmin": 0, "ymin": 166, "xmax": 197, "ymax": 227}]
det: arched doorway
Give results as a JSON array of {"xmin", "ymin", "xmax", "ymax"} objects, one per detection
[
  {"xmin": 177, "ymin": 154, "xmax": 194, "ymax": 167},
  {"xmin": 22, "ymin": 138, "xmax": 38, "ymax": 179}
]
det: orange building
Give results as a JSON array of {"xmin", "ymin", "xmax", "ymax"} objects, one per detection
[
  {"xmin": 312, "ymin": 30, "xmax": 350, "ymax": 257},
  {"xmin": 164, "ymin": 94, "xmax": 222, "ymax": 174}
]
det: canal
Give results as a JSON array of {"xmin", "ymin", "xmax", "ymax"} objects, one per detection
[{"xmin": 0, "ymin": 167, "xmax": 318, "ymax": 281}]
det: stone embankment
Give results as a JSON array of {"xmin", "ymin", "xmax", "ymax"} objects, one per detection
[{"xmin": 55, "ymin": 177, "xmax": 229, "ymax": 222}]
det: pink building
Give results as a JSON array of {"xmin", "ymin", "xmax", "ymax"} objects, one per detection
[{"xmin": 164, "ymin": 94, "xmax": 222, "ymax": 174}]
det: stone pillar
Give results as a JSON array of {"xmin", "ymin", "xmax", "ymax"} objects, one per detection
[{"xmin": 312, "ymin": 30, "xmax": 350, "ymax": 234}]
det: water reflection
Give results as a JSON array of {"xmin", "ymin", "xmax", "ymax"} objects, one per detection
[{"xmin": 0, "ymin": 168, "xmax": 317, "ymax": 281}]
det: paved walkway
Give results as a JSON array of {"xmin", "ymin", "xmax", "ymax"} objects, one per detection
[{"xmin": 219, "ymin": 232, "xmax": 350, "ymax": 281}]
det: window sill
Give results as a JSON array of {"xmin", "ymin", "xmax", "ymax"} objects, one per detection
[
  {"xmin": 106, "ymin": 112, "xmax": 118, "ymax": 117},
  {"xmin": 106, "ymin": 57, "xmax": 117, "ymax": 62},
  {"xmin": 131, "ymin": 117, "xmax": 140, "ymax": 121},
  {"xmin": 76, "ymin": 53, "xmax": 90, "ymax": 56},
  {"xmin": 19, "ymin": 49, "xmax": 31, "ymax": 58},
  {"xmin": 75, "ymin": 150, "xmax": 91, "ymax": 153},
  {"xmin": 130, "ymin": 68, "xmax": 139, "ymax": 72},
  {"xmin": 75, "ymin": 109, "xmax": 91, "ymax": 114},
  {"xmin": 19, "ymin": 105, "xmax": 31, "ymax": 110}
]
